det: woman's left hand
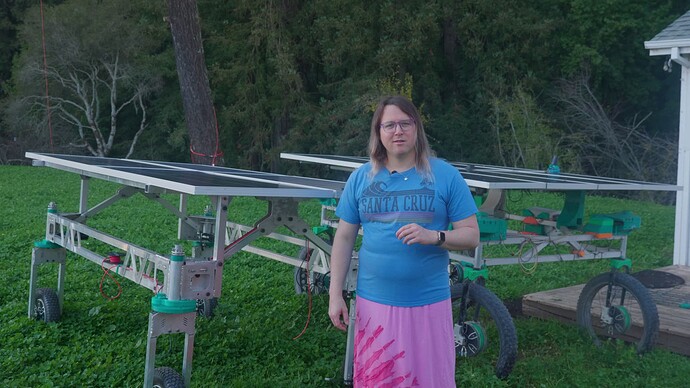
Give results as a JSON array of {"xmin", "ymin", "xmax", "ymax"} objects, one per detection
[{"xmin": 395, "ymin": 223, "xmax": 436, "ymax": 245}]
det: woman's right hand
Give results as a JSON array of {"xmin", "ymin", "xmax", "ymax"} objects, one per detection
[{"xmin": 328, "ymin": 294, "xmax": 349, "ymax": 331}]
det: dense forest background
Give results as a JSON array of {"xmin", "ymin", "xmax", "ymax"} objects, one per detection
[{"xmin": 0, "ymin": 1, "xmax": 687, "ymax": 191}]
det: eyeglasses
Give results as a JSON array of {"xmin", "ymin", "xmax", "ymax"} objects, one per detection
[{"xmin": 380, "ymin": 119, "xmax": 415, "ymax": 133}]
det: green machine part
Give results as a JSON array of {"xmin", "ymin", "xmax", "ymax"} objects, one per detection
[
  {"xmin": 477, "ymin": 212, "xmax": 507, "ymax": 241},
  {"xmin": 557, "ymin": 191, "xmax": 585, "ymax": 229},
  {"xmin": 473, "ymin": 194, "xmax": 484, "ymax": 208},
  {"xmin": 583, "ymin": 215, "xmax": 614, "ymax": 235},
  {"xmin": 34, "ymin": 239, "xmax": 61, "ymax": 249},
  {"xmin": 610, "ymin": 258, "xmax": 632, "ymax": 271},
  {"xmin": 151, "ymin": 293, "xmax": 196, "ymax": 314},
  {"xmin": 454, "ymin": 261, "xmax": 489, "ymax": 282},
  {"xmin": 584, "ymin": 211, "xmax": 641, "ymax": 236},
  {"xmin": 522, "ymin": 207, "xmax": 558, "ymax": 235},
  {"xmin": 606, "ymin": 211, "xmax": 641, "ymax": 235}
]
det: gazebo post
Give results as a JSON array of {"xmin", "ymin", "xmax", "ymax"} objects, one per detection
[
  {"xmin": 673, "ymin": 64, "xmax": 690, "ymax": 266},
  {"xmin": 645, "ymin": 10, "xmax": 690, "ymax": 267}
]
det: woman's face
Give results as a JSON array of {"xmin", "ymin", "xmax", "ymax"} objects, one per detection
[{"xmin": 379, "ymin": 104, "xmax": 417, "ymax": 162}]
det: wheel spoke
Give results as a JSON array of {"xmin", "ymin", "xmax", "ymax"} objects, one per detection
[{"xmin": 577, "ymin": 272, "xmax": 659, "ymax": 353}]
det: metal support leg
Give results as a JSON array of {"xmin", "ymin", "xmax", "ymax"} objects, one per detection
[
  {"xmin": 343, "ymin": 296, "xmax": 357, "ymax": 385},
  {"xmin": 479, "ymin": 189, "xmax": 506, "ymax": 218},
  {"xmin": 28, "ymin": 246, "xmax": 66, "ymax": 318},
  {"xmin": 144, "ymin": 311, "xmax": 197, "ymax": 387}
]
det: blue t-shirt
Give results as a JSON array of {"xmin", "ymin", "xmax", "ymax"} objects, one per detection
[{"xmin": 335, "ymin": 158, "xmax": 477, "ymax": 307}]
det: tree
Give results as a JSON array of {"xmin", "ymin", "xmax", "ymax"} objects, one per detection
[
  {"xmin": 167, "ymin": 0, "xmax": 222, "ymax": 166},
  {"xmin": 489, "ymin": 85, "xmax": 561, "ymax": 169},
  {"xmin": 4, "ymin": 0, "xmax": 166, "ymax": 158},
  {"xmin": 554, "ymin": 73, "xmax": 677, "ymax": 197}
]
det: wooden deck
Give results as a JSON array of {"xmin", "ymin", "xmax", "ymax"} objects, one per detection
[{"xmin": 522, "ymin": 265, "xmax": 690, "ymax": 356}]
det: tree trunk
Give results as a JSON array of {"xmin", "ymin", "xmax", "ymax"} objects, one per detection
[{"xmin": 167, "ymin": 0, "xmax": 223, "ymax": 165}]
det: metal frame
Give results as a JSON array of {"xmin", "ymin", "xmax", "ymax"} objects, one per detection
[
  {"xmin": 280, "ymin": 152, "xmax": 681, "ymax": 383},
  {"xmin": 290, "ymin": 152, "xmax": 678, "ymax": 269},
  {"xmin": 26, "ymin": 151, "xmax": 679, "ymax": 385},
  {"xmin": 25, "ymin": 152, "xmax": 341, "ymax": 386}
]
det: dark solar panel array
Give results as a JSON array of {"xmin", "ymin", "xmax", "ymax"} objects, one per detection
[
  {"xmin": 280, "ymin": 153, "xmax": 679, "ymax": 192},
  {"xmin": 27, "ymin": 153, "xmax": 344, "ymax": 197}
]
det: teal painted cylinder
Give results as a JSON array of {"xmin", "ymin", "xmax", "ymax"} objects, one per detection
[{"xmin": 151, "ymin": 293, "xmax": 196, "ymax": 314}]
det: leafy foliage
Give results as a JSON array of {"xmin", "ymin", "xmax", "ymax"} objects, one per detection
[
  {"xmin": 3, "ymin": 0, "xmax": 173, "ymax": 159},
  {"xmin": 0, "ymin": 0, "xmax": 686, "ymax": 194}
]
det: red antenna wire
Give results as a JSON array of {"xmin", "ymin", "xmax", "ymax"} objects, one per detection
[
  {"xmin": 39, "ymin": 0, "xmax": 54, "ymax": 151},
  {"xmin": 189, "ymin": 106, "xmax": 223, "ymax": 165}
]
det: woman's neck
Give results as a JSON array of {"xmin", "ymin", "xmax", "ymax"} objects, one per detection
[{"xmin": 385, "ymin": 154, "xmax": 416, "ymax": 173}]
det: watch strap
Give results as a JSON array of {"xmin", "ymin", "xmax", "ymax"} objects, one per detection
[{"xmin": 435, "ymin": 231, "xmax": 445, "ymax": 246}]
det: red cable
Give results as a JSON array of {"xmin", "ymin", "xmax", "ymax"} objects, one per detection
[
  {"xmin": 293, "ymin": 241, "xmax": 312, "ymax": 340},
  {"xmin": 100, "ymin": 258, "xmax": 123, "ymax": 300},
  {"xmin": 39, "ymin": 0, "xmax": 54, "ymax": 152},
  {"xmin": 190, "ymin": 107, "xmax": 224, "ymax": 165},
  {"xmin": 99, "ymin": 257, "xmax": 161, "ymax": 295},
  {"xmin": 211, "ymin": 106, "xmax": 222, "ymax": 165}
]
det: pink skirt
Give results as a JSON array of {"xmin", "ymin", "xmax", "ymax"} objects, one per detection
[{"xmin": 353, "ymin": 295, "xmax": 456, "ymax": 388}]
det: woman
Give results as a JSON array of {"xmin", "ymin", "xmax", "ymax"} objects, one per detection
[{"xmin": 328, "ymin": 95, "xmax": 480, "ymax": 387}]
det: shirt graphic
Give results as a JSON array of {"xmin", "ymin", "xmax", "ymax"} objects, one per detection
[{"xmin": 360, "ymin": 181, "xmax": 436, "ymax": 224}]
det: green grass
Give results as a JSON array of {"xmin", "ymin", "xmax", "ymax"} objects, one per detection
[{"xmin": 1, "ymin": 165, "xmax": 688, "ymax": 387}]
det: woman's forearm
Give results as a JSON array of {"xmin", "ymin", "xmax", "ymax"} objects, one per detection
[{"xmin": 328, "ymin": 221, "xmax": 359, "ymax": 296}]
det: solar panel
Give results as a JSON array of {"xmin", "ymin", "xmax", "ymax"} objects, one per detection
[
  {"xmin": 280, "ymin": 153, "xmax": 680, "ymax": 191},
  {"xmin": 26, "ymin": 152, "xmax": 344, "ymax": 198}
]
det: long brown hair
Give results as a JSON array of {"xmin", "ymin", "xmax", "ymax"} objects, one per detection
[{"xmin": 368, "ymin": 95, "xmax": 435, "ymax": 181}]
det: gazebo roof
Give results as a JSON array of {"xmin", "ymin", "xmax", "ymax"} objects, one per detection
[{"xmin": 645, "ymin": 10, "xmax": 690, "ymax": 56}]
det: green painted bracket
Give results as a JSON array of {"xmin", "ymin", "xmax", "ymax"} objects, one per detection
[
  {"xmin": 151, "ymin": 293, "xmax": 196, "ymax": 314},
  {"xmin": 312, "ymin": 225, "xmax": 333, "ymax": 236},
  {"xmin": 557, "ymin": 191, "xmax": 585, "ymax": 229},
  {"xmin": 610, "ymin": 258, "xmax": 632, "ymax": 271},
  {"xmin": 319, "ymin": 198, "xmax": 337, "ymax": 207},
  {"xmin": 458, "ymin": 261, "xmax": 489, "ymax": 282},
  {"xmin": 34, "ymin": 239, "xmax": 61, "ymax": 249}
]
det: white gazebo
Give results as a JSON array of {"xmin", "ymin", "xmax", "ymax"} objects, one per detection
[{"xmin": 645, "ymin": 10, "xmax": 690, "ymax": 267}]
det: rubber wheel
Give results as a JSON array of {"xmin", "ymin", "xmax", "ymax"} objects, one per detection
[
  {"xmin": 195, "ymin": 297, "xmax": 218, "ymax": 318},
  {"xmin": 451, "ymin": 282, "xmax": 517, "ymax": 379},
  {"xmin": 153, "ymin": 366, "xmax": 185, "ymax": 388},
  {"xmin": 577, "ymin": 272, "xmax": 659, "ymax": 353},
  {"xmin": 33, "ymin": 288, "xmax": 61, "ymax": 323}
]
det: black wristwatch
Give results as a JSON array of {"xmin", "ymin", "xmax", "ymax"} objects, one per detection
[{"xmin": 435, "ymin": 231, "xmax": 446, "ymax": 246}]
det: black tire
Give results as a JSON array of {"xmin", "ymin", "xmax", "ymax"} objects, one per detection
[
  {"xmin": 33, "ymin": 288, "xmax": 61, "ymax": 323},
  {"xmin": 153, "ymin": 366, "xmax": 185, "ymax": 388},
  {"xmin": 451, "ymin": 282, "xmax": 517, "ymax": 379},
  {"xmin": 576, "ymin": 272, "xmax": 659, "ymax": 353},
  {"xmin": 195, "ymin": 297, "xmax": 218, "ymax": 318}
]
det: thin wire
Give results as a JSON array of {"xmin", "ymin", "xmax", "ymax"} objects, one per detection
[
  {"xmin": 293, "ymin": 240, "xmax": 312, "ymax": 340},
  {"xmin": 190, "ymin": 107, "xmax": 224, "ymax": 165},
  {"xmin": 39, "ymin": 0, "xmax": 54, "ymax": 151},
  {"xmin": 100, "ymin": 258, "xmax": 123, "ymax": 300},
  {"xmin": 517, "ymin": 238, "xmax": 539, "ymax": 274}
]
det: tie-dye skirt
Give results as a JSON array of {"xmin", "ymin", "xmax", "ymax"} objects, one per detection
[{"xmin": 353, "ymin": 295, "xmax": 456, "ymax": 387}]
